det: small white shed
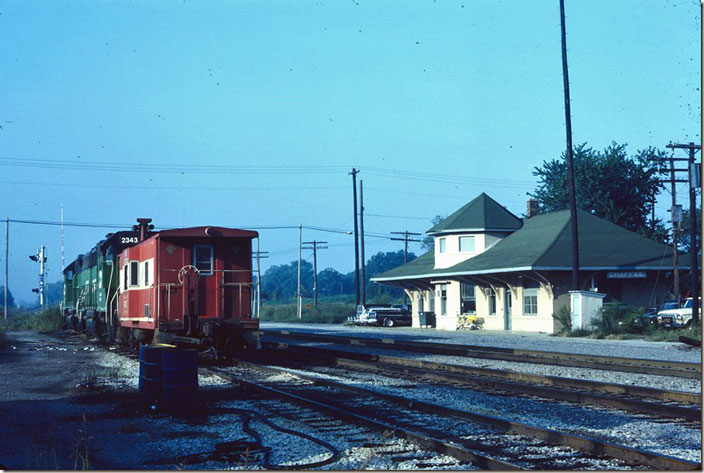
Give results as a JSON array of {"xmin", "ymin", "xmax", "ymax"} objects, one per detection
[{"xmin": 570, "ymin": 290, "xmax": 606, "ymax": 330}]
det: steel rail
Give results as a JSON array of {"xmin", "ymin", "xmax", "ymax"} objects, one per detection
[
  {"xmin": 261, "ymin": 342, "xmax": 701, "ymax": 422},
  {"xmin": 262, "ymin": 329, "xmax": 702, "ymax": 378},
  {"xmin": 221, "ymin": 361, "xmax": 700, "ymax": 471},
  {"xmin": 209, "ymin": 369, "xmax": 524, "ymax": 470}
]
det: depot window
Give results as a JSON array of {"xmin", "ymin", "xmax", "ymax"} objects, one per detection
[
  {"xmin": 194, "ymin": 245, "xmax": 214, "ymax": 275},
  {"xmin": 438, "ymin": 238, "xmax": 446, "ymax": 253},
  {"xmin": 523, "ymin": 289, "xmax": 538, "ymax": 315},
  {"xmin": 459, "ymin": 236, "xmax": 475, "ymax": 252},
  {"xmin": 489, "ymin": 288, "xmax": 497, "ymax": 315},
  {"xmin": 440, "ymin": 284, "xmax": 447, "ymax": 315},
  {"xmin": 460, "ymin": 283, "xmax": 476, "ymax": 313}
]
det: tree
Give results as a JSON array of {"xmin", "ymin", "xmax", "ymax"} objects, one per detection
[
  {"xmin": 0, "ymin": 285, "xmax": 14, "ymax": 308},
  {"xmin": 420, "ymin": 215, "xmax": 446, "ymax": 250},
  {"xmin": 366, "ymin": 250, "xmax": 417, "ymax": 301},
  {"xmin": 531, "ymin": 142, "xmax": 667, "ymax": 240},
  {"xmin": 679, "ymin": 208, "xmax": 701, "ymax": 254},
  {"xmin": 261, "ymin": 260, "xmax": 313, "ymax": 302},
  {"xmin": 317, "ymin": 268, "xmax": 355, "ymax": 297}
]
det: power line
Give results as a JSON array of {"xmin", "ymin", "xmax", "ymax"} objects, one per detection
[
  {"xmin": 0, "ymin": 157, "xmax": 349, "ymax": 175},
  {"xmin": 0, "ymin": 180, "xmax": 346, "ymax": 192}
]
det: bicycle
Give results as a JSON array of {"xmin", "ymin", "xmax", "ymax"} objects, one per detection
[{"xmin": 456, "ymin": 314, "xmax": 484, "ymax": 330}]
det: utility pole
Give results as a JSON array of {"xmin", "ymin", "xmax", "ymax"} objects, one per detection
[
  {"xmin": 302, "ymin": 240, "xmax": 327, "ymax": 307},
  {"xmin": 350, "ymin": 168, "xmax": 360, "ymax": 308},
  {"xmin": 391, "ymin": 231, "xmax": 421, "ymax": 306},
  {"xmin": 390, "ymin": 231, "xmax": 421, "ymax": 263},
  {"xmin": 297, "ymin": 224, "xmax": 302, "ymax": 319},
  {"xmin": 61, "ymin": 204, "xmax": 65, "ymax": 272},
  {"xmin": 252, "ymin": 245, "xmax": 268, "ymax": 319},
  {"xmin": 359, "ymin": 180, "xmax": 366, "ymax": 307},
  {"xmin": 559, "ymin": 0, "xmax": 580, "ymax": 291},
  {"xmin": 4, "ymin": 218, "xmax": 8, "ymax": 319},
  {"xmin": 668, "ymin": 153, "xmax": 681, "ymax": 302},
  {"xmin": 666, "ymin": 142, "xmax": 701, "ymax": 324}
]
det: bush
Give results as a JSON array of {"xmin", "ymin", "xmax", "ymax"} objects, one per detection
[
  {"xmin": 0, "ymin": 306, "xmax": 64, "ymax": 332},
  {"xmin": 592, "ymin": 301, "xmax": 645, "ymax": 336},
  {"xmin": 260, "ymin": 301, "xmax": 355, "ymax": 324},
  {"xmin": 551, "ymin": 305, "xmax": 572, "ymax": 335}
]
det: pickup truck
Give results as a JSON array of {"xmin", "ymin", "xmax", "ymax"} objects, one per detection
[
  {"xmin": 348, "ymin": 305, "xmax": 411, "ymax": 327},
  {"xmin": 656, "ymin": 298, "xmax": 701, "ymax": 328}
]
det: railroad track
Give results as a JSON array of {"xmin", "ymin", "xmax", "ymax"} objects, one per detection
[
  {"xmin": 210, "ymin": 361, "xmax": 700, "ymax": 470},
  {"xmin": 259, "ymin": 341, "xmax": 702, "ymax": 422},
  {"xmin": 261, "ymin": 329, "xmax": 702, "ymax": 379}
]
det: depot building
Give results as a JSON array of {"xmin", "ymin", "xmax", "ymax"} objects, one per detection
[{"xmin": 371, "ymin": 193, "xmax": 682, "ymax": 333}]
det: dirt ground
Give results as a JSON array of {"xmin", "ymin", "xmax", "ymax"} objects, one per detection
[{"xmin": 0, "ymin": 330, "xmax": 244, "ymax": 470}]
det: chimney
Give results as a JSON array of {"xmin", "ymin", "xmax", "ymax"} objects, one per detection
[{"xmin": 526, "ymin": 199, "xmax": 539, "ymax": 219}]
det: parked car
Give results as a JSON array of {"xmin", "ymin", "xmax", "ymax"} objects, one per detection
[
  {"xmin": 636, "ymin": 302, "xmax": 675, "ymax": 328},
  {"xmin": 657, "ymin": 298, "xmax": 701, "ymax": 328}
]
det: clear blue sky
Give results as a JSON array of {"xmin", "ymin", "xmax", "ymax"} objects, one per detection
[{"xmin": 1, "ymin": 0, "xmax": 700, "ymax": 305}]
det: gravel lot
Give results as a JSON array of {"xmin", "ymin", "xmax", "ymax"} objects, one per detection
[{"xmin": 0, "ymin": 328, "xmax": 700, "ymax": 469}]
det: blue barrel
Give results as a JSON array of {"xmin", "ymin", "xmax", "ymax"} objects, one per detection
[
  {"xmin": 139, "ymin": 345, "xmax": 163, "ymax": 398},
  {"xmin": 161, "ymin": 348, "xmax": 199, "ymax": 402}
]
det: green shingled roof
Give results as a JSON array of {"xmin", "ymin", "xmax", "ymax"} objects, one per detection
[
  {"xmin": 426, "ymin": 193, "xmax": 523, "ymax": 235},
  {"xmin": 373, "ymin": 209, "xmax": 681, "ymax": 282},
  {"xmin": 372, "ymin": 250, "xmax": 437, "ymax": 280}
]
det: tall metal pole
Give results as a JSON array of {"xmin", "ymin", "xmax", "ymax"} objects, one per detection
[
  {"xmin": 350, "ymin": 168, "xmax": 360, "ymax": 307},
  {"xmin": 4, "ymin": 218, "xmax": 8, "ymax": 319},
  {"xmin": 359, "ymin": 180, "xmax": 366, "ymax": 307},
  {"xmin": 297, "ymin": 224, "xmax": 302, "ymax": 319},
  {"xmin": 559, "ymin": 0, "xmax": 580, "ymax": 290},
  {"xmin": 688, "ymin": 143, "xmax": 699, "ymax": 324}
]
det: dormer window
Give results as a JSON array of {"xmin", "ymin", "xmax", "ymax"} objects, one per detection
[
  {"xmin": 459, "ymin": 236, "xmax": 475, "ymax": 252},
  {"xmin": 438, "ymin": 238, "xmax": 446, "ymax": 253}
]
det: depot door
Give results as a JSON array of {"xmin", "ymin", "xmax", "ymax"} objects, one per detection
[{"xmin": 504, "ymin": 287, "xmax": 512, "ymax": 330}]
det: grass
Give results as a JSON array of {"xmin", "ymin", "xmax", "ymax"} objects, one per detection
[
  {"xmin": 0, "ymin": 306, "xmax": 64, "ymax": 333},
  {"xmin": 260, "ymin": 301, "xmax": 355, "ymax": 324}
]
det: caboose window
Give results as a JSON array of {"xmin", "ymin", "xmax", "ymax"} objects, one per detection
[
  {"xmin": 143, "ymin": 261, "xmax": 149, "ymax": 286},
  {"xmin": 123, "ymin": 265, "xmax": 128, "ymax": 290},
  {"xmin": 194, "ymin": 245, "xmax": 213, "ymax": 275},
  {"xmin": 130, "ymin": 261, "xmax": 139, "ymax": 287}
]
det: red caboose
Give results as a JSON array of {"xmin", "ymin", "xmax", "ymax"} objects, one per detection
[{"xmin": 117, "ymin": 220, "xmax": 260, "ymax": 355}]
